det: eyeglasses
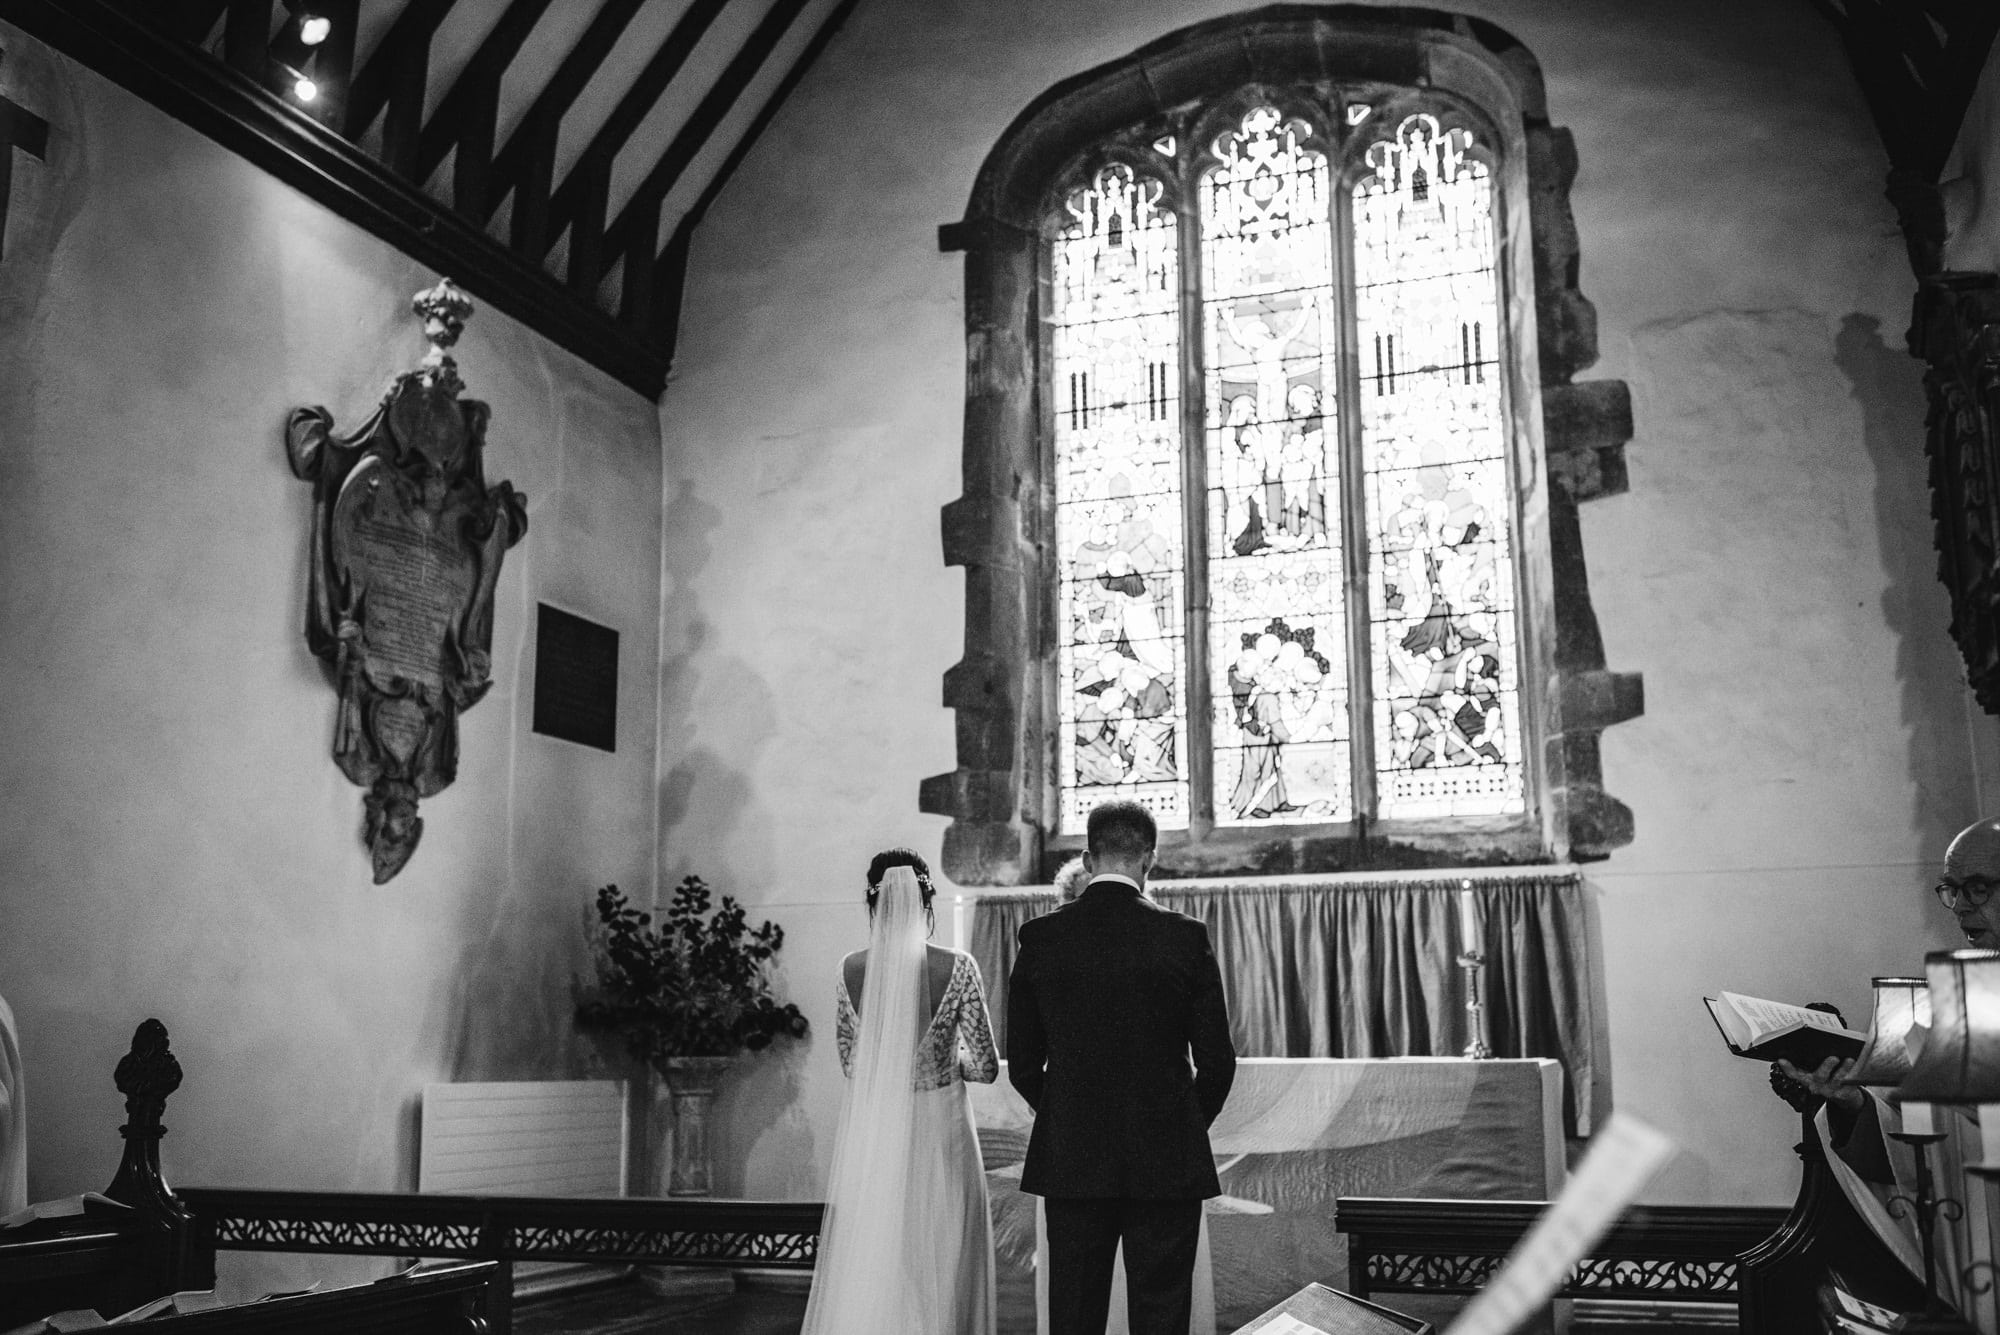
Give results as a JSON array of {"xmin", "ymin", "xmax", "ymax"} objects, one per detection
[{"xmin": 1936, "ymin": 878, "xmax": 2000, "ymax": 911}]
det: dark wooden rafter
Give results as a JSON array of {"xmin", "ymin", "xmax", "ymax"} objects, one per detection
[
  {"xmin": 7, "ymin": 0, "xmax": 669, "ymax": 393},
  {"xmin": 341, "ymin": 0, "xmax": 456, "ymax": 139},
  {"xmin": 1810, "ymin": 0, "xmax": 1997, "ymax": 178},
  {"xmin": 0, "ymin": 46, "xmax": 52, "ymax": 262},
  {"xmin": 25, "ymin": 0, "xmax": 862, "ymax": 396},
  {"xmin": 1810, "ymin": 0, "xmax": 2000, "ymax": 279},
  {"xmin": 162, "ymin": 0, "xmax": 232, "ymax": 43},
  {"xmin": 598, "ymin": 0, "xmax": 811, "ymax": 266},
  {"xmin": 479, "ymin": 0, "xmax": 647, "ymax": 237},
  {"xmin": 646, "ymin": 0, "xmax": 863, "ymax": 351},
  {"xmin": 412, "ymin": 0, "xmax": 552, "ymax": 203},
  {"xmin": 541, "ymin": 0, "xmax": 730, "ymax": 249},
  {"xmin": 221, "ymin": 0, "xmax": 268, "ymax": 76}
]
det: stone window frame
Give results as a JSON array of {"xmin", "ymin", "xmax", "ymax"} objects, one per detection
[{"xmin": 924, "ymin": 6, "xmax": 1641, "ymax": 885}]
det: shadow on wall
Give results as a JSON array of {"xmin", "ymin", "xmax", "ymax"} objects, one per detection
[
  {"xmin": 710, "ymin": 1040, "xmax": 814, "ymax": 1198},
  {"xmin": 1837, "ymin": 313, "xmax": 1981, "ymax": 850},
  {"xmin": 442, "ymin": 892, "xmax": 606, "ymax": 1086},
  {"xmin": 655, "ymin": 477, "xmax": 780, "ymax": 894}
]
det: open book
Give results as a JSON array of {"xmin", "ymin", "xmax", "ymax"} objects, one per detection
[
  {"xmin": 1704, "ymin": 992, "xmax": 1865, "ymax": 1067},
  {"xmin": 0, "ymin": 1193, "xmax": 130, "ymax": 1230}
]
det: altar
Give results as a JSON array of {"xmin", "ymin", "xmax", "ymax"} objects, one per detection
[{"xmin": 971, "ymin": 1057, "xmax": 1566, "ymax": 1333}]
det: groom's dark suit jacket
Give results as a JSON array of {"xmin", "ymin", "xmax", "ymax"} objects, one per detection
[{"xmin": 1007, "ymin": 879, "xmax": 1236, "ymax": 1199}]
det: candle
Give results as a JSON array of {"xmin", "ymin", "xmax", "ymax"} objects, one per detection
[
  {"xmin": 1983, "ymin": 1104, "xmax": 2000, "ymax": 1167},
  {"xmin": 1902, "ymin": 1100, "xmax": 1936, "ymax": 1135},
  {"xmin": 1458, "ymin": 884, "xmax": 1478, "ymax": 949}
]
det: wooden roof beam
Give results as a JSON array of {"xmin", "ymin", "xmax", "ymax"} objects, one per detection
[
  {"xmin": 642, "ymin": 0, "xmax": 860, "ymax": 352},
  {"xmin": 598, "ymin": 0, "xmax": 811, "ymax": 263},
  {"xmin": 541, "ymin": 0, "xmax": 732, "ymax": 243},
  {"xmin": 479, "ymin": 0, "xmax": 648, "ymax": 230},
  {"xmin": 342, "ymin": 0, "xmax": 459, "ymax": 139},
  {"xmin": 412, "ymin": 0, "xmax": 555, "ymax": 186}
]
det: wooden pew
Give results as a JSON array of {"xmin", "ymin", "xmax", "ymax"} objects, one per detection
[
  {"xmin": 0, "ymin": 1020, "xmax": 201, "ymax": 1328},
  {"xmin": 0, "ymin": 1019, "xmax": 822, "ymax": 1335},
  {"xmin": 104, "ymin": 1261, "xmax": 497, "ymax": 1333},
  {"xmin": 1335, "ymin": 1112, "xmax": 1931, "ymax": 1335},
  {"xmin": 178, "ymin": 1189, "xmax": 823, "ymax": 1334}
]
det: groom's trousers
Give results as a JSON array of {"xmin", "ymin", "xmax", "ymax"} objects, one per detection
[{"xmin": 1045, "ymin": 1197, "xmax": 1202, "ymax": 1335}]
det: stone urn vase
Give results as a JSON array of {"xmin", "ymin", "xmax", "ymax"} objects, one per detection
[{"xmin": 661, "ymin": 1056, "xmax": 736, "ymax": 1197}]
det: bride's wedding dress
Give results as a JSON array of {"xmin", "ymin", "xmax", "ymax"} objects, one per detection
[{"xmin": 801, "ymin": 867, "xmax": 999, "ymax": 1335}]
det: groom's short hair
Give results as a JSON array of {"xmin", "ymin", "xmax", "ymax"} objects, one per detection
[{"xmin": 1087, "ymin": 800, "xmax": 1157, "ymax": 859}]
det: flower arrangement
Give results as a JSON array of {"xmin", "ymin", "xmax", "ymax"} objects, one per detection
[{"xmin": 575, "ymin": 877, "xmax": 808, "ymax": 1072}]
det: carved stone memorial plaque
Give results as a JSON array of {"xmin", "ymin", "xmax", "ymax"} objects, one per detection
[{"xmin": 288, "ymin": 278, "xmax": 528, "ymax": 883}]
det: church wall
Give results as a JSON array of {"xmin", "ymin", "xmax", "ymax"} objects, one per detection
[
  {"xmin": 659, "ymin": 0, "xmax": 1997, "ymax": 1208},
  {"xmin": 0, "ymin": 24, "xmax": 663, "ymax": 1263}
]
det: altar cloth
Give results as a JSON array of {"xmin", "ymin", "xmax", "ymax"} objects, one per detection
[{"xmin": 972, "ymin": 1057, "xmax": 1565, "ymax": 1333}]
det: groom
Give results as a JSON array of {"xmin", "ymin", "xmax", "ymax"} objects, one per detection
[{"xmin": 1007, "ymin": 800, "xmax": 1237, "ymax": 1335}]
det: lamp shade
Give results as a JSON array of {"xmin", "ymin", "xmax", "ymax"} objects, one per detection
[
  {"xmin": 1897, "ymin": 948, "xmax": 2000, "ymax": 1103},
  {"xmin": 1843, "ymin": 976, "xmax": 1932, "ymax": 1087}
]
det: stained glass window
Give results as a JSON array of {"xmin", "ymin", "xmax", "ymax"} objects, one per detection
[
  {"xmin": 1049, "ymin": 103, "xmax": 1525, "ymax": 835},
  {"xmin": 1354, "ymin": 114, "xmax": 1523, "ymax": 819},
  {"xmin": 1200, "ymin": 109, "xmax": 1350, "ymax": 826},
  {"xmin": 1050, "ymin": 163, "xmax": 1191, "ymax": 833}
]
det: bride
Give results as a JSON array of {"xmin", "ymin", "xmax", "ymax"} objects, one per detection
[{"xmin": 802, "ymin": 848, "xmax": 999, "ymax": 1334}]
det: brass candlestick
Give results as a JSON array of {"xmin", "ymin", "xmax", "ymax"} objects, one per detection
[{"xmin": 1459, "ymin": 950, "xmax": 1492, "ymax": 1059}]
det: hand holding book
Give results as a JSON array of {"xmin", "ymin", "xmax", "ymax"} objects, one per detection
[{"xmin": 1775, "ymin": 1055, "xmax": 1864, "ymax": 1112}]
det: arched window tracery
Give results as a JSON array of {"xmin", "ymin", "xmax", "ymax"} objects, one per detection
[{"xmin": 927, "ymin": 9, "xmax": 1642, "ymax": 883}]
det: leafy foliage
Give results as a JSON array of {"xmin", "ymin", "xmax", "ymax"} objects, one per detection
[{"xmin": 575, "ymin": 878, "xmax": 809, "ymax": 1071}]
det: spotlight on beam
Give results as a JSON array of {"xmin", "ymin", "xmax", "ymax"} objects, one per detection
[
  {"xmin": 293, "ymin": 75, "xmax": 318, "ymax": 103},
  {"xmin": 298, "ymin": 14, "xmax": 331, "ymax": 45}
]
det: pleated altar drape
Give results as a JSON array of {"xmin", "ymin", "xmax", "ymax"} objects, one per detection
[{"xmin": 968, "ymin": 871, "xmax": 1597, "ymax": 1134}]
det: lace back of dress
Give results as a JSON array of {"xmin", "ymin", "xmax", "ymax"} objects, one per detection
[{"xmin": 800, "ymin": 866, "xmax": 931, "ymax": 1333}]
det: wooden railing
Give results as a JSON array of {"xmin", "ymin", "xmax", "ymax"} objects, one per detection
[
  {"xmin": 1337, "ymin": 1112, "xmax": 1935, "ymax": 1335},
  {"xmin": 180, "ymin": 1189, "xmax": 821, "ymax": 1270},
  {"xmin": 1337, "ymin": 1197, "xmax": 1788, "ymax": 1308},
  {"xmin": 7, "ymin": 1021, "xmax": 1946, "ymax": 1335},
  {"xmin": 179, "ymin": 1188, "xmax": 824, "ymax": 1334}
]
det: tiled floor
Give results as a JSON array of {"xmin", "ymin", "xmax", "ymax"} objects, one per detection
[{"xmin": 513, "ymin": 1279, "xmax": 807, "ymax": 1335}]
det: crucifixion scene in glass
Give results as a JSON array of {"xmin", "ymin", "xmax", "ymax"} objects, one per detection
[{"xmin": 1050, "ymin": 103, "xmax": 1525, "ymax": 835}]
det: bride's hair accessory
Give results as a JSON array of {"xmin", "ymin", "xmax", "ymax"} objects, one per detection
[{"xmin": 866, "ymin": 848, "xmax": 937, "ymax": 933}]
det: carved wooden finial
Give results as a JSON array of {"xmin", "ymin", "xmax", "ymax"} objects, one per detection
[
  {"xmin": 106, "ymin": 1019, "xmax": 187, "ymax": 1217},
  {"xmin": 114, "ymin": 1018, "xmax": 181, "ymax": 1116}
]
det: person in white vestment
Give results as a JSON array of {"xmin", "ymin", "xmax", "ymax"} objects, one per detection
[
  {"xmin": 0, "ymin": 992, "xmax": 22, "ymax": 1214},
  {"xmin": 1776, "ymin": 817, "xmax": 2000, "ymax": 1333},
  {"xmin": 801, "ymin": 848, "xmax": 1000, "ymax": 1335}
]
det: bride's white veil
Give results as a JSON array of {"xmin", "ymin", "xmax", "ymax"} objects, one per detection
[{"xmin": 801, "ymin": 864, "xmax": 930, "ymax": 1333}]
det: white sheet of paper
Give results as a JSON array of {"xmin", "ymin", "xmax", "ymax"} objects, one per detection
[
  {"xmin": 1720, "ymin": 993, "xmax": 1856, "ymax": 1040},
  {"xmin": 1441, "ymin": 1113, "xmax": 1678, "ymax": 1335},
  {"xmin": 1257, "ymin": 1316, "xmax": 1334, "ymax": 1335}
]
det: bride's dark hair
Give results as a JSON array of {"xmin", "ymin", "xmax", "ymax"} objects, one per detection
[{"xmin": 866, "ymin": 848, "xmax": 936, "ymax": 930}]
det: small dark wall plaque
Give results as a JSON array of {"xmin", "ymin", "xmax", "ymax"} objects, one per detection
[{"xmin": 533, "ymin": 605, "xmax": 618, "ymax": 752}]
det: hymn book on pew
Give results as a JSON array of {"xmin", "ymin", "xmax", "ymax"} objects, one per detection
[
  {"xmin": 0, "ymin": 1195, "xmax": 128, "ymax": 1230},
  {"xmin": 1703, "ymin": 992, "xmax": 1865, "ymax": 1066}
]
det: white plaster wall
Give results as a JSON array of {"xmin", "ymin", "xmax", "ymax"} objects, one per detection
[
  {"xmin": 659, "ymin": 0, "xmax": 1997, "ymax": 1207},
  {"xmin": 0, "ymin": 25, "xmax": 664, "ymax": 1273}
]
